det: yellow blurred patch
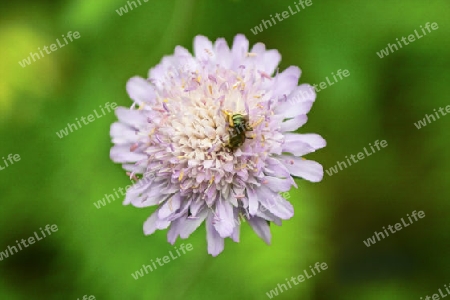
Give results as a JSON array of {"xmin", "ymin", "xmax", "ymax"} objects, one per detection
[{"xmin": 0, "ymin": 22, "xmax": 60, "ymax": 124}]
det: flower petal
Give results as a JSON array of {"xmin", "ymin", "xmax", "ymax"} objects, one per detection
[
  {"xmin": 143, "ymin": 209, "xmax": 170, "ymax": 235},
  {"xmin": 262, "ymin": 176, "xmax": 293, "ymax": 193},
  {"xmin": 273, "ymin": 66, "xmax": 301, "ymax": 97},
  {"xmin": 206, "ymin": 214, "xmax": 225, "ymax": 257},
  {"xmin": 167, "ymin": 218, "xmax": 183, "ymax": 244},
  {"xmin": 110, "ymin": 145, "xmax": 147, "ymax": 163},
  {"xmin": 179, "ymin": 209, "xmax": 208, "ymax": 238},
  {"xmin": 248, "ymin": 217, "xmax": 271, "ymax": 245},
  {"xmin": 115, "ymin": 107, "xmax": 147, "ymax": 127},
  {"xmin": 280, "ymin": 115, "xmax": 308, "ymax": 132},
  {"xmin": 282, "ymin": 133, "xmax": 326, "ymax": 156},
  {"xmin": 158, "ymin": 194, "xmax": 181, "ymax": 219},
  {"xmin": 256, "ymin": 186, "xmax": 294, "ymax": 219},
  {"xmin": 126, "ymin": 77, "xmax": 156, "ymax": 105},
  {"xmin": 283, "ymin": 157, "xmax": 324, "ymax": 182},
  {"xmin": 247, "ymin": 187, "xmax": 259, "ymax": 216},
  {"xmin": 213, "ymin": 200, "xmax": 235, "ymax": 238},
  {"xmin": 250, "ymin": 42, "xmax": 281, "ymax": 75},
  {"xmin": 275, "ymin": 84, "xmax": 316, "ymax": 118},
  {"xmin": 194, "ymin": 35, "xmax": 214, "ymax": 61},
  {"xmin": 231, "ymin": 34, "xmax": 249, "ymax": 61}
]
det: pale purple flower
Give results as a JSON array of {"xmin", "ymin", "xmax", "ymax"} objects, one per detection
[{"xmin": 110, "ymin": 34, "xmax": 325, "ymax": 256}]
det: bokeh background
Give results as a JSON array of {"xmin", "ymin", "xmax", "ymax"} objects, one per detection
[{"xmin": 1, "ymin": 0, "xmax": 449, "ymax": 299}]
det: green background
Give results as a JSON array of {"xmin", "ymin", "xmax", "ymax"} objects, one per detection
[{"xmin": 1, "ymin": 0, "xmax": 449, "ymax": 299}]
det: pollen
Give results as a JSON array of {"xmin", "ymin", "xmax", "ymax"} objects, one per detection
[{"xmin": 178, "ymin": 169, "xmax": 184, "ymax": 181}]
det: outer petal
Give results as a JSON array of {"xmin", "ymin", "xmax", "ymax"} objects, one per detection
[
  {"xmin": 214, "ymin": 38, "xmax": 232, "ymax": 68},
  {"xmin": 110, "ymin": 145, "xmax": 147, "ymax": 163},
  {"xmin": 125, "ymin": 184, "xmax": 167, "ymax": 208},
  {"xmin": 273, "ymin": 66, "xmax": 301, "ymax": 97},
  {"xmin": 256, "ymin": 208, "xmax": 282, "ymax": 226},
  {"xmin": 262, "ymin": 176, "xmax": 293, "ymax": 193},
  {"xmin": 248, "ymin": 217, "xmax": 272, "ymax": 245},
  {"xmin": 110, "ymin": 122, "xmax": 137, "ymax": 144},
  {"xmin": 282, "ymin": 157, "xmax": 324, "ymax": 182},
  {"xmin": 280, "ymin": 115, "xmax": 308, "ymax": 132},
  {"xmin": 158, "ymin": 195, "xmax": 182, "ymax": 219},
  {"xmin": 275, "ymin": 84, "xmax": 316, "ymax": 118},
  {"xmin": 213, "ymin": 200, "xmax": 235, "ymax": 238},
  {"xmin": 126, "ymin": 77, "xmax": 156, "ymax": 105},
  {"xmin": 194, "ymin": 35, "xmax": 214, "ymax": 61},
  {"xmin": 247, "ymin": 187, "xmax": 259, "ymax": 216},
  {"xmin": 250, "ymin": 42, "xmax": 281, "ymax": 75},
  {"xmin": 206, "ymin": 214, "xmax": 225, "ymax": 257},
  {"xmin": 231, "ymin": 34, "xmax": 249, "ymax": 61},
  {"xmin": 256, "ymin": 185, "xmax": 294, "ymax": 219},
  {"xmin": 167, "ymin": 218, "xmax": 183, "ymax": 244},
  {"xmin": 179, "ymin": 209, "xmax": 208, "ymax": 238},
  {"xmin": 231, "ymin": 207, "xmax": 241, "ymax": 242},
  {"xmin": 115, "ymin": 107, "xmax": 147, "ymax": 127},
  {"xmin": 144, "ymin": 209, "xmax": 170, "ymax": 235},
  {"xmin": 282, "ymin": 133, "xmax": 326, "ymax": 156}
]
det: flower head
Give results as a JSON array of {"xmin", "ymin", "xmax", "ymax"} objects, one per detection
[{"xmin": 110, "ymin": 34, "xmax": 325, "ymax": 256}]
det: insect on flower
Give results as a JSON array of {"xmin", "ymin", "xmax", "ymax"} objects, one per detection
[{"xmin": 222, "ymin": 110, "xmax": 253, "ymax": 151}]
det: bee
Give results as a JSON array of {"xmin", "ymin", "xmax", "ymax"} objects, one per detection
[{"xmin": 223, "ymin": 110, "xmax": 253, "ymax": 151}]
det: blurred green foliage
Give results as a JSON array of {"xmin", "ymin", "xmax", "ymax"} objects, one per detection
[{"xmin": 1, "ymin": 0, "xmax": 449, "ymax": 299}]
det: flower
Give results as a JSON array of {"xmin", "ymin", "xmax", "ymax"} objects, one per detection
[{"xmin": 110, "ymin": 34, "xmax": 325, "ymax": 256}]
